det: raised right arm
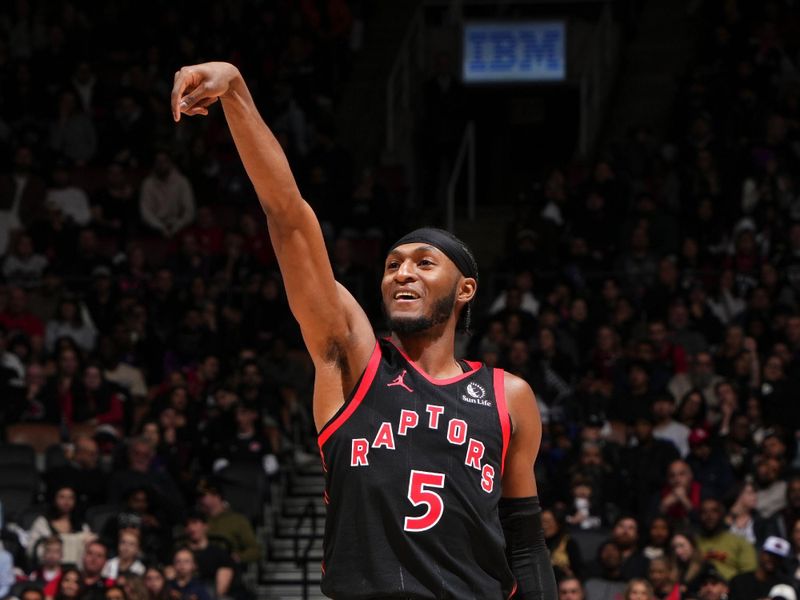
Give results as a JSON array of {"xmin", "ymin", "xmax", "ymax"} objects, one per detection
[{"xmin": 172, "ymin": 63, "xmax": 375, "ymax": 426}]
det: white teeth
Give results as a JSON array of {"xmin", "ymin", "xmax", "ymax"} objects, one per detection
[{"xmin": 395, "ymin": 292, "xmax": 418, "ymax": 299}]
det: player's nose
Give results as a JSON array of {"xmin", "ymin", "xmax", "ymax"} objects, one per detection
[{"xmin": 394, "ymin": 259, "xmax": 417, "ymax": 281}]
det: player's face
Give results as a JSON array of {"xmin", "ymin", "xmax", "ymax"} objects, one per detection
[{"xmin": 382, "ymin": 244, "xmax": 466, "ymax": 335}]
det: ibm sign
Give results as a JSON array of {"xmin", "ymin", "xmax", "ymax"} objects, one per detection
[{"xmin": 463, "ymin": 21, "xmax": 566, "ymax": 83}]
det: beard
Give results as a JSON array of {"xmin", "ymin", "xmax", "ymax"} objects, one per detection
[{"xmin": 384, "ymin": 286, "xmax": 457, "ymax": 335}]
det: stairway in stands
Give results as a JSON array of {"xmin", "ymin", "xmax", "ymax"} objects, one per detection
[
  {"xmin": 259, "ymin": 461, "xmax": 327, "ymax": 600},
  {"xmin": 598, "ymin": 0, "xmax": 702, "ymax": 145}
]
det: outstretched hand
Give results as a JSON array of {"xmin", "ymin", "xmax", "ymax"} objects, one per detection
[{"xmin": 171, "ymin": 61, "xmax": 241, "ymax": 121}]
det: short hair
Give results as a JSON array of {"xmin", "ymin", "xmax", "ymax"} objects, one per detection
[{"xmin": 19, "ymin": 586, "xmax": 45, "ymax": 600}]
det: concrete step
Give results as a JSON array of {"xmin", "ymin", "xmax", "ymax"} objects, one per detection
[
  {"xmin": 258, "ymin": 584, "xmax": 327, "ymax": 600},
  {"xmin": 275, "ymin": 520, "xmax": 325, "ymax": 538}
]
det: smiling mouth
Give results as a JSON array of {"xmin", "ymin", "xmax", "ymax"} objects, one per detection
[{"xmin": 393, "ymin": 291, "xmax": 421, "ymax": 302}]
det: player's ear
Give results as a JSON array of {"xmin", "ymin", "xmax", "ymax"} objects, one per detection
[{"xmin": 458, "ymin": 277, "xmax": 477, "ymax": 304}]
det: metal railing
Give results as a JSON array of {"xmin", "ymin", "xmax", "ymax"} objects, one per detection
[
  {"xmin": 385, "ymin": 8, "xmax": 426, "ymax": 154},
  {"xmin": 293, "ymin": 499, "xmax": 319, "ymax": 600},
  {"xmin": 578, "ymin": 4, "xmax": 620, "ymax": 156},
  {"xmin": 445, "ymin": 120, "xmax": 476, "ymax": 233}
]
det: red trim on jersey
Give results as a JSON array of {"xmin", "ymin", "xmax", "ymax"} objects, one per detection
[
  {"xmin": 493, "ymin": 368, "xmax": 511, "ymax": 475},
  {"xmin": 318, "ymin": 341, "xmax": 382, "ymax": 449},
  {"xmin": 386, "ymin": 338, "xmax": 480, "ymax": 385},
  {"xmin": 508, "ymin": 580, "xmax": 518, "ymax": 598}
]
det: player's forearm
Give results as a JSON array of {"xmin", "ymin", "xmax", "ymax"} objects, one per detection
[
  {"xmin": 220, "ymin": 75, "xmax": 305, "ymax": 220},
  {"xmin": 499, "ymin": 497, "xmax": 557, "ymax": 600}
]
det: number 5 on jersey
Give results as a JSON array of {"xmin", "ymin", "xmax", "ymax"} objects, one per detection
[{"xmin": 404, "ymin": 470, "xmax": 446, "ymax": 532}]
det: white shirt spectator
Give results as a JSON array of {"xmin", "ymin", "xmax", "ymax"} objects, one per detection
[
  {"xmin": 139, "ymin": 165, "xmax": 196, "ymax": 237},
  {"xmin": 45, "ymin": 185, "xmax": 91, "ymax": 226}
]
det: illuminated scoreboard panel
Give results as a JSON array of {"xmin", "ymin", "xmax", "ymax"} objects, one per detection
[{"xmin": 462, "ymin": 22, "xmax": 566, "ymax": 83}]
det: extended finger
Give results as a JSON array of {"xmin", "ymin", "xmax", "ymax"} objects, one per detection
[
  {"xmin": 171, "ymin": 69, "xmax": 192, "ymax": 122},
  {"xmin": 177, "ymin": 82, "xmax": 211, "ymax": 115}
]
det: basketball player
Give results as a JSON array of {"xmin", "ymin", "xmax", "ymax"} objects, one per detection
[{"xmin": 172, "ymin": 62, "xmax": 556, "ymax": 600}]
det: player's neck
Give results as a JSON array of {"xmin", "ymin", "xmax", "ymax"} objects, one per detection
[{"xmin": 391, "ymin": 328, "xmax": 461, "ymax": 379}]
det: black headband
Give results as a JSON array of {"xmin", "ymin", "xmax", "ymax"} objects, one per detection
[{"xmin": 389, "ymin": 228, "xmax": 478, "ymax": 281}]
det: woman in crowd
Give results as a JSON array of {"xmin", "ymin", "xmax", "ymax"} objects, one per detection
[
  {"xmin": 143, "ymin": 567, "xmax": 170, "ymax": 600},
  {"xmin": 52, "ymin": 567, "xmax": 84, "ymax": 600},
  {"xmin": 102, "ymin": 530, "xmax": 146, "ymax": 579},
  {"xmin": 624, "ymin": 578, "xmax": 656, "ymax": 600},
  {"xmin": 28, "ymin": 486, "xmax": 93, "ymax": 565},
  {"xmin": 541, "ymin": 507, "xmax": 583, "ymax": 580},
  {"xmin": 670, "ymin": 531, "xmax": 709, "ymax": 597}
]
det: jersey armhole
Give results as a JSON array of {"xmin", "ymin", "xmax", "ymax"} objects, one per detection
[
  {"xmin": 317, "ymin": 340, "xmax": 382, "ymax": 449},
  {"xmin": 493, "ymin": 368, "xmax": 512, "ymax": 476}
]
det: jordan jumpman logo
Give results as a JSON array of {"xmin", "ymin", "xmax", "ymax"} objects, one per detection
[{"xmin": 387, "ymin": 369, "xmax": 413, "ymax": 392}]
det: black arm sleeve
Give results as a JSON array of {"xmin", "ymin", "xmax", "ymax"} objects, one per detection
[{"xmin": 499, "ymin": 496, "xmax": 557, "ymax": 600}]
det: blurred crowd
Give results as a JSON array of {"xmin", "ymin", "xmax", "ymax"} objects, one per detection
[
  {"xmin": 463, "ymin": 1, "xmax": 800, "ymax": 599},
  {"xmin": 2, "ymin": 1, "xmax": 800, "ymax": 600},
  {"xmin": 0, "ymin": 1, "xmax": 371, "ymax": 600}
]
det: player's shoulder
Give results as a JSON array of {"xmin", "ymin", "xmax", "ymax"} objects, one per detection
[
  {"xmin": 500, "ymin": 370, "xmax": 535, "ymax": 401},
  {"xmin": 499, "ymin": 370, "xmax": 540, "ymax": 429}
]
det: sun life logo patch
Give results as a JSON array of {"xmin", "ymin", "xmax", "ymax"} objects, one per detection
[{"xmin": 461, "ymin": 381, "xmax": 491, "ymax": 407}]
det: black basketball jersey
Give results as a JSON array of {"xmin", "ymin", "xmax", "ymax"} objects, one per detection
[{"xmin": 317, "ymin": 338, "xmax": 516, "ymax": 600}]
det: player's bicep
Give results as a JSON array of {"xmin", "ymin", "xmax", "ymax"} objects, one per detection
[
  {"xmin": 501, "ymin": 373, "xmax": 542, "ymax": 498},
  {"xmin": 266, "ymin": 201, "xmax": 373, "ymax": 361}
]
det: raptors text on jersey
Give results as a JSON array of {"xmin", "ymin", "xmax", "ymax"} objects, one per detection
[{"xmin": 317, "ymin": 338, "xmax": 515, "ymax": 600}]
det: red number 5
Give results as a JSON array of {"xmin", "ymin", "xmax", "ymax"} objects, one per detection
[{"xmin": 404, "ymin": 470, "xmax": 446, "ymax": 532}]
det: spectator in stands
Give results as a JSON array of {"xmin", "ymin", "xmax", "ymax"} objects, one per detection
[
  {"xmin": 119, "ymin": 575, "xmax": 148, "ymax": 600},
  {"xmin": 28, "ymin": 485, "xmax": 93, "ymax": 565},
  {"xmin": 558, "ymin": 577, "xmax": 585, "ymax": 600},
  {"xmin": 19, "ymin": 586, "xmax": 46, "ymax": 600},
  {"xmin": 668, "ymin": 352, "xmax": 723, "ymax": 412},
  {"xmin": 696, "ymin": 567, "xmax": 729, "ymax": 600},
  {"xmin": 44, "ymin": 162, "xmax": 91, "ymax": 227},
  {"xmin": 80, "ymin": 541, "xmax": 114, "ymax": 600},
  {"xmin": 182, "ymin": 510, "xmax": 236, "ymax": 600},
  {"xmin": 623, "ymin": 415, "xmax": 680, "ymax": 515},
  {"xmin": 646, "ymin": 556, "xmax": 680, "ymax": 600},
  {"xmin": 652, "ymin": 394, "xmax": 691, "ymax": 457},
  {"xmin": 104, "ymin": 585, "xmax": 128, "ymax": 600},
  {"xmin": 696, "ymin": 497, "xmax": 757, "ymax": 581},
  {"xmin": 670, "ymin": 531, "xmax": 710, "ymax": 597},
  {"xmin": 728, "ymin": 536, "xmax": 793, "ymax": 600},
  {"xmin": 726, "ymin": 479, "xmax": 772, "ymax": 547},
  {"xmin": 45, "ymin": 297, "xmax": 98, "ymax": 354},
  {"xmin": 771, "ymin": 475, "xmax": 800, "ymax": 542},
  {"xmin": 659, "ymin": 459, "xmax": 702, "ymax": 523},
  {"xmin": 542, "ymin": 507, "xmax": 583, "ymax": 580},
  {"xmin": 49, "ymin": 90, "xmax": 97, "ymax": 166},
  {"xmin": 54, "ymin": 567, "xmax": 85, "ymax": 600},
  {"xmin": 45, "ymin": 435, "xmax": 106, "ymax": 508},
  {"xmin": 584, "ymin": 541, "xmax": 627, "ymax": 600},
  {"xmin": 0, "ymin": 286, "xmax": 45, "ymax": 342},
  {"xmin": 622, "ymin": 578, "xmax": 655, "ymax": 600},
  {"xmin": 686, "ymin": 428, "xmax": 735, "ymax": 500},
  {"xmin": 754, "ymin": 455, "xmax": 788, "ymax": 519},
  {"xmin": 90, "ymin": 162, "xmax": 139, "ymax": 242},
  {"xmin": 0, "ymin": 146, "xmax": 47, "ymax": 253},
  {"xmin": 0, "ymin": 542, "xmax": 13, "ymax": 598},
  {"xmin": 143, "ymin": 567, "xmax": 169, "ymax": 600},
  {"xmin": 139, "ymin": 151, "xmax": 196, "ymax": 239},
  {"xmin": 101, "ymin": 530, "xmax": 145, "ymax": 580},
  {"xmin": 2, "ymin": 232, "xmax": 48, "ymax": 288},
  {"xmin": 196, "ymin": 478, "xmax": 261, "ymax": 565},
  {"xmin": 29, "ymin": 535, "xmax": 64, "ymax": 589},
  {"xmin": 107, "ymin": 437, "xmax": 185, "ymax": 524},
  {"xmin": 609, "ymin": 515, "xmax": 648, "ymax": 580},
  {"xmin": 167, "ymin": 548, "xmax": 210, "ymax": 600},
  {"xmin": 642, "ymin": 517, "xmax": 671, "ymax": 561}
]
